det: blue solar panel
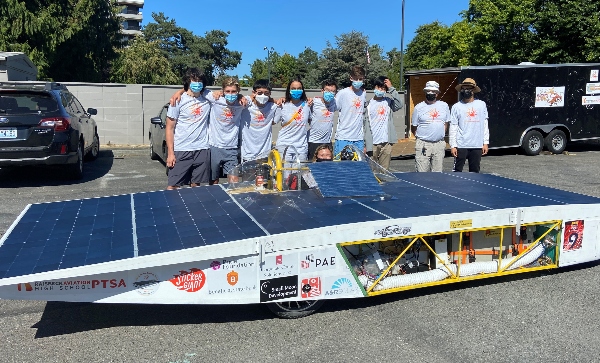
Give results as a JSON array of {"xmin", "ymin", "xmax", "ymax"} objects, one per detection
[
  {"xmin": 0, "ymin": 195, "xmax": 134, "ymax": 279},
  {"xmin": 237, "ymin": 189, "xmax": 388, "ymax": 234},
  {"xmin": 308, "ymin": 161, "xmax": 384, "ymax": 197},
  {"xmin": 2, "ymin": 172, "xmax": 600, "ymax": 280}
]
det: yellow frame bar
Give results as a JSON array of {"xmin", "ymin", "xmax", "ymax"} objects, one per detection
[
  {"xmin": 341, "ymin": 220, "xmax": 562, "ymax": 297},
  {"xmin": 498, "ymin": 221, "xmax": 561, "ymax": 273}
]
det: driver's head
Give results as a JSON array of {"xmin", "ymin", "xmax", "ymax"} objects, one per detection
[{"xmin": 313, "ymin": 144, "xmax": 333, "ymax": 162}]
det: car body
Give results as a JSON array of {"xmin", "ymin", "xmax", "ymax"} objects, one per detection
[
  {"xmin": 0, "ymin": 82, "xmax": 99, "ymax": 179},
  {"xmin": 148, "ymin": 103, "xmax": 168, "ymax": 164}
]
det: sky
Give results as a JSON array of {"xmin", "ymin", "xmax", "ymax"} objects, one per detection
[{"xmin": 141, "ymin": 0, "xmax": 470, "ymax": 77}]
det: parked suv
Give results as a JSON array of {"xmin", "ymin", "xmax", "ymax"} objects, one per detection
[{"xmin": 0, "ymin": 82, "xmax": 99, "ymax": 179}]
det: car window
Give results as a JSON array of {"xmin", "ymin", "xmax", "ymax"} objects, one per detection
[
  {"xmin": 72, "ymin": 96, "xmax": 86, "ymax": 114},
  {"xmin": 67, "ymin": 93, "xmax": 83, "ymax": 114},
  {"xmin": 0, "ymin": 93, "xmax": 58, "ymax": 114},
  {"xmin": 160, "ymin": 105, "xmax": 168, "ymax": 125}
]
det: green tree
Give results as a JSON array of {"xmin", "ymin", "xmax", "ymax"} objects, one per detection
[
  {"xmin": 317, "ymin": 31, "xmax": 371, "ymax": 89},
  {"xmin": 531, "ymin": 0, "xmax": 600, "ymax": 63},
  {"xmin": 403, "ymin": 21, "xmax": 456, "ymax": 70},
  {"xmin": 0, "ymin": 0, "xmax": 121, "ymax": 81},
  {"xmin": 143, "ymin": 12, "xmax": 241, "ymax": 85},
  {"xmin": 464, "ymin": 0, "xmax": 536, "ymax": 65},
  {"xmin": 110, "ymin": 36, "xmax": 179, "ymax": 85}
]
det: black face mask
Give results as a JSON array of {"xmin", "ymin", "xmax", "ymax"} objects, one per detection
[
  {"xmin": 426, "ymin": 93, "xmax": 437, "ymax": 102},
  {"xmin": 460, "ymin": 89, "xmax": 474, "ymax": 99},
  {"xmin": 316, "ymin": 158, "xmax": 332, "ymax": 162}
]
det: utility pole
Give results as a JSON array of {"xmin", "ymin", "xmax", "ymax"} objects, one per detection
[{"xmin": 264, "ymin": 46, "xmax": 274, "ymax": 83}]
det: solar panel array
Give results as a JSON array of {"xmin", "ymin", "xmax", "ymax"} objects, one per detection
[
  {"xmin": 1, "ymin": 171, "xmax": 600, "ymax": 279},
  {"xmin": 308, "ymin": 161, "xmax": 384, "ymax": 197}
]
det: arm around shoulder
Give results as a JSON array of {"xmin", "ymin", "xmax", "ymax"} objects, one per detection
[{"xmin": 387, "ymin": 87, "xmax": 404, "ymax": 112}]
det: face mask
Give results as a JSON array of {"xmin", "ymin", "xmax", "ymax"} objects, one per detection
[
  {"xmin": 426, "ymin": 93, "xmax": 437, "ymax": 101},
  {"xmin": 190, "ymin": 82, "xmax": 203, "ymax": 93},
  {"xmin": 374, "ymin": 90, "xmax": 385, "ymax": 98},
  {"xmin": 352, "ymin": 81, "xmax": 363, "ymax": 89},
  {"xmin": 460, "ymin": 89, "xmax": 473, "ymax": 99},
  {"xmin": 323, "ymin": 91, "xmax": 335, "ymax": 103},
  {"xmin": 290, "ymin": 90, "xmax": 303, "ymax": 99},
  {"xmin": 255, "ymin": 94, "xmax": 269, "ymax": 105},
  {"xmin": 225, "ymin": 93, "xmax": 238, "ymax": 103},
  {"xmin": 316, "ymin": 157, "xmax": 332, "ymax": 162}
]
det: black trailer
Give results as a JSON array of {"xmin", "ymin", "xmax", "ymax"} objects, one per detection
[{"xmin": 405, "ymin": 63, "xmax": 600, "ymax": 155}]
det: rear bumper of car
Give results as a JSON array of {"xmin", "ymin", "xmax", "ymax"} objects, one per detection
[{"xmin": 0, "ymin": 150, "xmax": 79, "ymax": 166}]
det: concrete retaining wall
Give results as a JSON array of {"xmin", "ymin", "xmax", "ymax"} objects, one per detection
[{"xmin": 56, "ymin": 83, "xmax": 408, "ymax": 145}]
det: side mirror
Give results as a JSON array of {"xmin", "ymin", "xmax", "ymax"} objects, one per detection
[
  {"xmin": 150, "ymin": 117, "xmax": 162, "ymax": 125},
  {"xmin": 87, "ymin": 108, "xmax": 97, "ymax": 115}
]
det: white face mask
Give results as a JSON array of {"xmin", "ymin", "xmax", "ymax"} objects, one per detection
[{"xmin": 255, "ymin": 94, "xmax": 269, "ymax": 105}]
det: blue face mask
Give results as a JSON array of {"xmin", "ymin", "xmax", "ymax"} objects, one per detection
[
  {"xmin": 189, "ymin": 82, "xmax": 203, "ymax": 93},
  {"xmin": 225, "ymin": 93, "xmax": 238, "ymax": 103},
  {"xmin": 374, "ymin": 89, "xmax": 385, "ymax": 98},
  {"xmin": 290, "ymin": 89, "xmax": 303, "ymax": 99},
  {"xmin": 352, "ymin": 80, "xmax": 363, "ymax": 89},
  {"xmin": 323, "ymin": 91, "xmax": 335, "ymax": 102}
]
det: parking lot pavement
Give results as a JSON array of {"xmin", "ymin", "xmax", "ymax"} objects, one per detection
[{"xmin": 1, "ymin": 143, "xmax": 600, "ymax": 362}]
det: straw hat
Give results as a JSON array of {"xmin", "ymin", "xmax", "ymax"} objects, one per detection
[{"xmin": 455, "ymin": 78, "xmax": 481, "ymax": 93}]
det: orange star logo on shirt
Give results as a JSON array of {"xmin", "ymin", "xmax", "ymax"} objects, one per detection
[
  {"xmin": 222, "ymin": 107, "xmax": 234, "ymax": 120},
  {"xmin": 429, "ymin": 108, "xmax": 440, "ymax": 120},
  {"xmin": 191, "ymin": 104, "xmax": 202, "ymax": 116},
  {"xmin": 255, "ymin": 112, "xmax": 265, "ymax": 122},
  {"xmin": 377, "ymin": 105, "xmax": 386, "ymax": 116},
  {"xmin": 353, "ymin": 97, "xmax": 362, "ymax": 108},
  {"xmin": 467, "ymin": 108, "xmax": 477, "ymax": 118},
  {"xmin": 322, "ymin": 109, "xmax": 332, "ymax": 118}
]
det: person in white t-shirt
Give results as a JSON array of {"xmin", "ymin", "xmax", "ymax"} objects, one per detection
[
  {"xmin": 206, "ymin": 77, "xmax": 248, "ymax": 184},
  {"xmin": 165, "ymin": 68, "xmax": 211, "ymax": 190},
  {"xmin": 364, "ymin": 76, "xmax": 403, "ymax": 169},
  {"xmin": 274, "ymin": 77, "xmax": 310, "ymax": 162},
  {"xmin": 333, "ymin": 66, "xmax": 369, "ymax": 158},
  {"xmin": 449, "ymin": 77, "xmax": 490, "ymax": 173},
  {"xmin": 240, "ymin": 79, "xmax": 278, "ymax": 162},
  {"xmin": 411, "ymin": 80, "xmax": 450, "ymax": 172},
  {"xmin": 307, "ymin": 80, "xmax": 337, "ymax": 160}
]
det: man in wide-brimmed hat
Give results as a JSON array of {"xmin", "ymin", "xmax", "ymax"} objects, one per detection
[
  {"xmin": 449, "ymin": 77, "xmax": 489, "ymax": 173},
  {"xmin": 411, "ymin": 81, "xmax": 450, "ymax": 172}
]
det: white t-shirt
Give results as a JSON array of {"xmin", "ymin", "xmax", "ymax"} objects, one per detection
[
  {"xmin": 412, "ymin": 100, "xmax": 450, "ymax": 142},
  {"xmin": 206, "ymin": 93, "xmax": 247, "ymax": 149},
  {"xmin": 367, "ymin": 98, "xmax": 392, "ymax": 144},
  {"xmin": 449, "ymin": 99, "xmax": 489, "ymax": 148},
  {"xmin": 308, "ymin": 97, "xmax": 336, "ymax": 144},
  {"xmin": 334, "ymin": 87, "xmax": 366, "ymax": 141},
  {"xmin": 274, "ymin": 101, "xmax": 309, "ymax": 155},
  {"xmin": 166, "ymin": 90, "xmax": 211, "ymax": 151},
  {"xmin": 240, "ymin": 96, "xmax": 277, "ymax": 160}
]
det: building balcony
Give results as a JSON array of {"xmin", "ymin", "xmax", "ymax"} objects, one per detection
[
  {"xmin": 121, "ymin": 29, "xmax": 143, "ymax": 36},
  {"xmin": 114, "ymin": 0, "xmax": 144, "ymax": 6},
  {"xmin": 118, "ymin": 13, "xmax": 143, "ymax": 21}
]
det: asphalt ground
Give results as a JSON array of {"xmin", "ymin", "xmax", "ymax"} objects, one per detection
[{"xmin": 1, "ymin": 142, "xmax": 600, "ymax": 363}]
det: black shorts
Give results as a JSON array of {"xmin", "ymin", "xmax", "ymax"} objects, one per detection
[{"xmin": 167, "ymin": 149, "xmax": 210, "ymax": 187}]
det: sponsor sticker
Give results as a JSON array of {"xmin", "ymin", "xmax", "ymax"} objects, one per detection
[{"xmin": 170, "ymin": 268, "xmax": 206, "ymax": 292}]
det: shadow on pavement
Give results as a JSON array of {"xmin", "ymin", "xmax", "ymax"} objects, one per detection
[{"xmin": 0, "ymin": 150, "xmax": 114, "ymax": 187}]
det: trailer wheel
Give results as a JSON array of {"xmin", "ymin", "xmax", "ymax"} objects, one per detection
[
  {"xmin": 522, "ymin": 130, "xmax": 544, "ymax": 155},
  {"xmin": 266, "ymin": 300, "xmax": 324, "ymax": 319},
  {"xmin": 544, "ymin": 129, "xmax": 567, "ymax": 154}
]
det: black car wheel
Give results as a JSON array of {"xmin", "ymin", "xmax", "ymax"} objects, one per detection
[
  {"xmin": 150, "ymin": 137, "xmax": 159, "ymax": 160},
  {"xmin": 66, "ymin": 141, "xmax": 84, "ymax": 180},
  {"xmin": 522, "ymin": 130, "xmax": 544, "ymax": 156},
  {"xmin": 544, "ymin": 129, "xmax": 567, "ymax": 154},
  {"xmin": 85, "ymin": 133, "xmax": 99, "ymax": 161},
  {"xmin": 266, "ymin": 299, "xmax": 324, "ymax": 319}
]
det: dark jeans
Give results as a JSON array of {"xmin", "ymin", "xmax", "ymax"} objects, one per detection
[{"xmin": 453, "ymin": 148, "xmax": 482, "ymax": 172}]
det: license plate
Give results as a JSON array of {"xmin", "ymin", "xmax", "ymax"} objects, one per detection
[{"xmin": 0, "ymin": 128, "xmax": 17, "ymax": 138}]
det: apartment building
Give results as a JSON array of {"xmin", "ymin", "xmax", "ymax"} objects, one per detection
[{"xmin": 115, "ymin": 0, "xmax": 144, "ymax": 41}]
